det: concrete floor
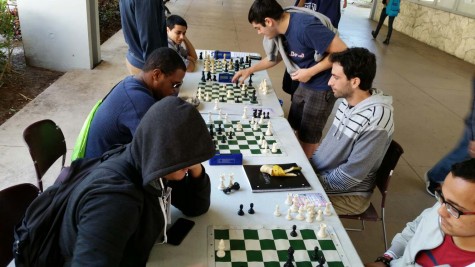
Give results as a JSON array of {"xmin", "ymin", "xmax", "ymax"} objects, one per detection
[{"xmin": 1, "ymin": 0, "xmax": 474, "ymax": 264}]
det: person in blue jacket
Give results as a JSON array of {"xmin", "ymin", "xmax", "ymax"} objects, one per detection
[{"xmin": 371, "ymin": 0, "xmax": 400, "ymax": 45}]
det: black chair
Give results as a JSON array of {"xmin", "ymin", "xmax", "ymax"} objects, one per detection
[
  {"xmin": 23, "ymin": 119, "xmax": 66, "ymax": 192},
  {"xmin": 0, "ymin": 183, "xmax": 39, "ymax": 266},
  {"xmin": 339, "ymin": 140, "xmax": 404, "ymax": 250}
]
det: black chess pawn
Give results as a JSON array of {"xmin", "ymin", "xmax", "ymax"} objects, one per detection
[
  {"xmin": 235, "ymin": 80, "xmax": 239, "ymax": 88},
  {"xmin": 235, "ymin": 97, "xmax": 240, "ymax": 103},
  {"xmin": 239, "ymin": 57, "xmax": 244, "ymax": 64},
  {"xmin": 223, "ymin": 187, "xmax": 232, "ymax": 194},
  {"xmin": 213, "ymin": 75, "xmax": 217, "ymax": 82},
  {"xmin": 220, "ymin": 134, "xmax": 226, "ymax": 143},
  {"xmin": 201, "ymin": 71, "xmax": 206, "ymax": 82},
  {"xmin": 227, "ymin": 130, "xmax": 233, "ymax": 139},
  {"xmin": 231, "ymin": 182, "xmax": 240, "ymax": 190},
  {"xmin": 238, "ymin": 204, "xmax": 245, "ymax": 216},
  {"xmin": 217, "ymin": 123, "xmax": 222, "ymax": 134},
  {"xmin": 221, "ymin": 96, "xmax": 225, "ymax": 102},
  {"xmin": 209, "ymin": 125, "xmax": 214, "ymax": 137},
  {"xmin": 312, "ymin": 246, "xmax": 320, "ymax": 260},
  {"xmin": 207, "ymin": 71, "xmax": 212, "ymax": 81},
  {"xmin": 284, "ymin": 246, "xmax": 295, "ymax": 267},
  {"xmin": 248, "ymin": 203, "xmax": 255, "ymax": 214},
  {"xmin": 290, "ymin": 225, "xmax": 298, "ymax": 237},
  {"xmin": 199, "ymin": 52, "xmax": 203, "ymax": 60},
  {"xmin": 224, "ymin": 63, "xmax": 228, "ymax": 72}
]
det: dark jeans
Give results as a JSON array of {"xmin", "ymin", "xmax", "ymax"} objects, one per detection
[{"xmin": 373, "ymin": 7, "xmax": 395, "ymax": 41}]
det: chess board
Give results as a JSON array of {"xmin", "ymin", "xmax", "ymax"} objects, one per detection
[
  {"xmin": 207, "ymin": 119, "xmax": 286, "ymax": 156},
  {"xmin": 198, "ymin": 82, "xmax": 259, "ymax": 104},
  {"xmin": 200, "ymin": 57, "xmax": 251, "ymax": 75},
  {"xmin": 208, "ymin": 225, "xmax": 350, "ymax": 267}
]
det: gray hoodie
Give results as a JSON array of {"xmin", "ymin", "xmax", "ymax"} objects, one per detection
[
  {"xmin": 311, "ymin": 88, "xmax": 394, "ymax": 197},
  {"xmin": 60, "ymin": 97, "xmax": 215, "ymax": 267}
]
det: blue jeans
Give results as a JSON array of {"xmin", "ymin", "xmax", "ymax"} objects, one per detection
[{"xmin": 427, "ymin": 127, "xmax": 472, "ymax": 183}]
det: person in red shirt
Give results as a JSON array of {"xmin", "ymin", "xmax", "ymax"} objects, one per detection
[{"xmin": 365, "ymin": 158, "xmax": 475, "ymax": 267}]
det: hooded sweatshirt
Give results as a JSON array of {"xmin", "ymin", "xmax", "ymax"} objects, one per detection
[
  {"xmin": 311, "ymin": 88, "xmax": 394, "ymax": 197},
  {"xmin": 59, "ymin": 97, "xmax": 216, "ymax": 267}
]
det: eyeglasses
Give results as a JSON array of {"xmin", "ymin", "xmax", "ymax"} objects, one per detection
[
  {"xmin": 435, "ymin": 189, "xmax": 475, "ymax": 219},
  {"xmin": 171, "ymin": 81, "xmax": 183, "ymax": 89}
]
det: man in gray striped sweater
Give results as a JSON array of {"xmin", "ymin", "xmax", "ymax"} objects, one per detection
[{"xmin": 311, "ymin": 47, "xmax": 394, "ymax": 215}]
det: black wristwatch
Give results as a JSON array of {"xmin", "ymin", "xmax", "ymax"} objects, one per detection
[{"xmin": 375, "ymin": 254, "xmax": 392, "ymax": 266}]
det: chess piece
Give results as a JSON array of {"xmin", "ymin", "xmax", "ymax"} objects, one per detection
[
  {"xmin": 290, "ymin": 225, "xmax": 298, "ymax": 237},
  {"xmin": 252, "ymin": 122, "xmax": 259, "ymax": 131},
  {"xmin": 265, "ymin": 124, "xmax": 272, "ymax": 136},
  {"xmin": 285, "ymin": 193, "xmax": 293, "ymax": 206},
  {"xmin": 218, "ymin": 174, "xmax": 226, "ymax": 190},
  {"xmin": 305, "ymin": 212, "xmax": 315, "ymax": 223},
  {"xmin": 214, "ymin": 99, "xmax": 219, "ymax": 110},
  {"xmin": 271, "ymin": 142, "xmax": 278, "ymax": 153},
  {"xmin": 216, "ymin": 239, "xmax": 226, "ymax": 258},
  {"xmin": 274, "ymin": 204, "xmax": 281, "ymax": 217},
  {"xmin": 228, "ymin": 173, "xmax": 234, "ymax": 188},
  {"xmin": 205, "ymin": 92, "xmax": 210, "ymax": 102},
  {"xmin": 291, "ymin": 195, "xmax": 299, "ymax": 213},
  {"xmin": 248, "ymin": 203, "xmax": 255, "ymax": 214},
  {"xmin": 283, "ymin": 246, "xmax": 295, "ymax": 267},
  {"xmin": 317, "ymin": 223, "xmax": 327, "ymax": 238},
  {"xmin": 242, "ymin": 106, "xmax": 248, "ymax": 119},
  {"xmin": 312, "ymin": 246, "xmax": 320, "ymax": 261},
  {"xmin": 318, "ymin": 254, "xmax": 326, "ymax": 267},
  {"xmin": 316, "ymin": 209, "xmax": 324, "ymax": 222},
  {"xmin": 258, "ymin": 114, "xmax": 264, "ymax": 124},
  {"xmin": 296, "ymin": 206, "xmax": 305, "ymax": 221},
  {"xmin": 286, "ymin": 208, "xmax": 293, "ymax": 220},
  {"xmin": 236, "ymin": 121, "xmax": 243, "ymax": 132},
  {"xmin": 324, "ymin": 202, "xmax": 332, "ymax": 216},
  {"xmin": 238, "ymin": 204, "xmax": 245, "ymax": 216}
]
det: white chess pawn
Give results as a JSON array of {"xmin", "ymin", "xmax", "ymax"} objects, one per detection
[
  {"xmin": 236, "ymin": 122, "xmax": 243, "ymax": 132},
  {"xmin": 316, "ymin": 209, "xmax": 324, "ymax": 222},
  {"xmin": 324, "ymin": 202, "xmax": 332, "ymax": 216},
  {"xmin": 228, "ymin": 173, "xmax": 234, "ymax": 188},
  {"xmin": 296, "ymin": 206, "xmax": 305, "ymax": 221},
  {"xmin": 258, "ymin": 134, "xmax": 264, "ymax": 145},
  {"xmin": 317, "ymin": 223, "xmax": 328, "ymax": 239},
  {"xmin": 265, "ymin": 125, "xmax": 272, "ymax": 136},
  {"xmin": 258, "ymin": 114, "xmax": 264, "ymax": 125},
  {"xmin": 253, "ymin": 123, "xmax": 259, "ymax": 131},
  {"xmin": 285, "ymin": 193, "xmax": 293, "ymax": 206},
  {"xmin": 214, "ymin": 99, "xmax": 219, "ymax": 110},
  {"xmin": 261, "ymin": 139, "xmax": 267, "ymax": 149},
  {"xmin": 218, "ymin": 174, "xmax": 226, "ymax": 190},
  {"xmin": 271, "ymin": 142, "xmax": 278, "ymax": 153},
  {"xmin": 224, "ymin": 113, "xmax": 229, "ymax": 123},
  {"xmin": 250, "ymin": 117, "xmax": 255, "ymax": 125},
  {"xmin": 242, "ymin": 107, "xmax": 248, "ymax": 119},
  {"xmin": 291, "ymin": 198, "xmax": 299, "ymax": 213},
  {"xmin": 222, "ymin": 84, "xmax": 226, "ymax": 91},
  {"xmin": 286, "ymin": 208, "xmax": 293, "ymax": 220},
  {"xmin": 306, "ymin": 211, "xmax": 315, "ymax": 223},
  {"xmin": 227, "ymin": 89, "xmax": 232, "ymax": 98},
  {"xmin": 241, "ymin": 84, "xmax": 246, "ymax": 91},
  {"xmin": 274, "ymin": 204, "xmax": 281, "ymax": 217},
  {"xmin": 218, "ymin": 109, "xmax": 223, "ymax": 120},
  {"xmin": 216, "ymin": 239, "xmax": 226, "ymax": 258},
  {"xmin": 205, "ymin": 92, "xmax": 210, "ymax": 102}
]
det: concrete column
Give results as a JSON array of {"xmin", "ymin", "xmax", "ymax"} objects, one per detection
[{"xmin": 17, "ymin": 0, "xmax": 101, "ymax": 71}]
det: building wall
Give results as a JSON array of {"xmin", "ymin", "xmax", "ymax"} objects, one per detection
[
  {"xmin": 17, "ymin": 0, "xmax": 101, "ymax": 71},
  {"xmin": 373, "ymin": 1, "xmax": 475, "ymax": 64}
]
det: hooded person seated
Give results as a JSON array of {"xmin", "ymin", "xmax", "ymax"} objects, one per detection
[{"xmin": 59, "ymin": 97, "xmax": 215, "ymax": 266}]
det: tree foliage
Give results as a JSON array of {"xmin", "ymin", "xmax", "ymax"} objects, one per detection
[{"xmin": 0, "ymin": 0, "xmax": 17, "ymax": 85}]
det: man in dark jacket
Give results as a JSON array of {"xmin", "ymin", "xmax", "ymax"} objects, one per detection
[{"xmin": 59, "ymin": 97, "xmax": 215, "ymax": 266}]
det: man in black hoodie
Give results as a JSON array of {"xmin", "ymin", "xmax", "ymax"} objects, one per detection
[{"xmin": 59, "ymin": 97, "xmax": 216, "ymax": 266}]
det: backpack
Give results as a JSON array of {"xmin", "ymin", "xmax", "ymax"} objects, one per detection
[
  {"xmin": 13, "ymin": 146, "xmax": 131, "ymax": 267},
  {"xmin": 70, "ymin": 82, "xmax": 119, "ymax": 161}
]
